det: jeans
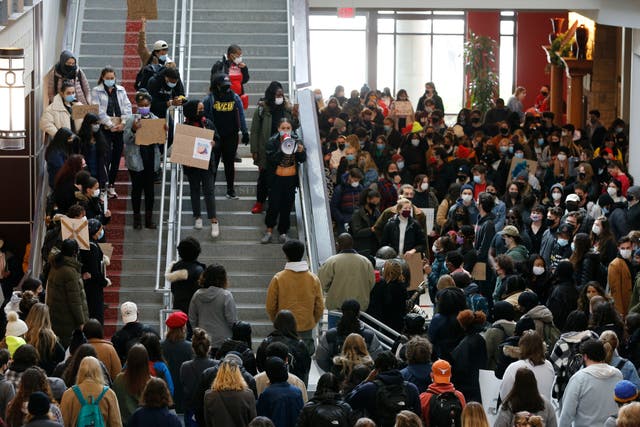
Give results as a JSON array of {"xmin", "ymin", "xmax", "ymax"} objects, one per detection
[
  {"xmin": 213, "ymin": 133, "xmax": 238, "ymax": 192},
  {"xmin": 265, "ymin": 175, "xmax": 297, "ymax": 234},
  {"xmin": 186, "ymin": 169, "xmax": 216, "ymax": 219}
]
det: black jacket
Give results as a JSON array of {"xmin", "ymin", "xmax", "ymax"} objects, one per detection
[
  {"xmin": 147, "ymin": 73, "xmax": 185, "ymax": 118},
  {"xmin": 111, "ymin": 322, "xmax": 157, "ymax": 363},
  {"xmin": 367, "ymin": 279, "xmax": 408, "ymax": 332},
  {"xmin": 451, "ymin": 327, "xmax": 487, "ymax": 403},
  {"xmin": 475, "ymin": 212, "xmax": 496, "ymax": 262},
  {"xmin": 256, "ymin": 331, "xmax": 311, "ymax": 383},
  {"xmin": 547, "ymin": 281, "xmax": 579, "ymax": 331},
  {"xmin": 168, "ymin": 259, "xmax": 205, "ymax": 314},
  {"xmin": 380, "ymin": 215, "xmax": 426, "ymax": 255},
  {"xmin": 297, "ymin": 392, "xmax": 355, "ymax": 427},
  {"xmin": 210, "ymin": 56, "xmax": 250, "ymax": 93},
  {"xmin": 350, "ymin": 207, "xmax": 380, "ymax": 256}
]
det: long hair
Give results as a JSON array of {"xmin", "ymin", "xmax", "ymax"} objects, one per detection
[
  {"xmin": 191, "ymin": 328, "xmax": 211, "ymax": 358},
  {"xmin": 76, "ymin": 356, "xmax": 105, "ymax": 385},
  {"xmin": 25, "ymin": 303, "xmax": 59, "ymax": 358},
  {"xmin": 382, "ymin": 259, "xmax": 404, "ymax": 283},
  {"xmin": 45, "ymin": 127, "xmax": 74, "ymax": 162},
  {"xmin": 577, "ymin": 281, "xmax": 608, "ymax": 313},
  {"xmin": 62, "ymin": 344, "xmax": 97, "ymax": 386},
  {"xmin": 569, "ymin": 233, "xmax": 591, "ymax": 267},
  {"xmin": 141, "ymin": 377, "xmax": 173, "ymax": 408},
  {"xmin": 123, "ymin": 344, "xmax": 150, "ymax": 396},
  {"xmin": 5, "ymin": 367, "xmax": 55, "ymax": 427},
  {"xmin": 140, "ymin": 332, "xmax": 166, "ymax": 363},
  {"xmin": 273, "ymin": 310, "xmax": 299, "ymax": 340},
  {"xmin": 461, "ymin": 401, "xmax": 489, "ymax": 427},
  {"xmin": 395, "ymin": 410, "xmax": 423, "ymax": 427},
  {"xmin": 332, "ymin": 333, "xmax": 373, "ymax": 377},
  {"xmin": 53, "ymin": 154, "xmax": 84, "ymax": 188},
  {"xmin": 590, "ymin": 301, "xmax": 624, "ymax": 331},
  {"xmin": 212, "ymin": 361, "xmax": 247, "ymax": 392},
  {"xmin": 503, "ymin": 368, "xmax": 545, "ymax": 413},
  {"xmin": 200, "ymin": 263, "xmax": 228, "ymax": 289},
  {"xmin": 599, "ymin": 330, "xmax": 620, "ymax": 364},
  {"xmin": 518, "ymin": 331, "xmax": 546, "ymax": 366}
]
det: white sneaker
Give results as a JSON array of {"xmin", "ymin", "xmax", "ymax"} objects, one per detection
[
  {"xmin": 211, "ymin": 222, "xmax": 220, "ymax": 238},
  {"xmin": 279, "ymin": 233, "xmax": 288, "ymax": 243},
  {"xmin": 194, "ymin": 218, "xmax": 203, "ymax": 230},
  {"xmin": 261, "ymin": 232, "xmax": 272, "ymax": 244},
  {"xmin": 107, "ymin": 186, "xmax": 118, "ymax": 199}
]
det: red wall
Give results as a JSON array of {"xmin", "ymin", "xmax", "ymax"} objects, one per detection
[
  {"xmin": 467, "ymin": 11, "xmax": 500, "ymax": 42},
  {"xmin": 515, "ymin": 11, "xmax": 568, "ymax": 106}
]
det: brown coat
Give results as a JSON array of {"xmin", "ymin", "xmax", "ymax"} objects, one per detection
[
  {"xmin": 266, "ymin": 267, "xmax": 324, "ymax": 332},
  {"xmin": 88, "ymin": 338, "xmax": 122, "ymax": 381},
  {"xmin": 60, "ymin": 379, "xmax": 122, "ymax": 427},
  {"xmin": 608, "ymin": 257, "xmax": 633, "ymax": 317}
]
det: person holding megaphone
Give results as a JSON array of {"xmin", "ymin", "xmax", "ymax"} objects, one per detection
[{"xmin": 261, "ymin": 118, "xmax": 306, "ymax": 244}]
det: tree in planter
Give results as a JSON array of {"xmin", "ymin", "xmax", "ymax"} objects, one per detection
[{"xmin": 464, "ymin": 32, "xmax": 499, "ymax": 114}]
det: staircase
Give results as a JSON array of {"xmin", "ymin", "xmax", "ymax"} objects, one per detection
[{"xmin": 75, "ymin": 0, "xmax": 290, "ymax": 339}]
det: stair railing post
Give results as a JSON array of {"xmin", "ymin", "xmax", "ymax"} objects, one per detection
[
  {"xmin": 171, "ymin": 0, "xmax": 178, "ymax": 61},
  {"xmin": 185, "ymin": 0, "xmax": 194, "ymax": 95},
  {"xmin": 177, "ymin": 0, "xmax": 188, "ymax": 78}
]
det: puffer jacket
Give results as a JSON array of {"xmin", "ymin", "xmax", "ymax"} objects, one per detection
[
  {"xmin": 91, "ymin": 84, "xmax": 133, "ymax": 127},
  {"xmin": 40, "ymin": 94, "xmax": 84, "ymax": 138},
  {"xmin": 296, "ymin": 392, "xmax": 355, "ymax": 427},
  {"xmin": 188, "ymin": 286, "xmax": 237, "ymax": 348}
]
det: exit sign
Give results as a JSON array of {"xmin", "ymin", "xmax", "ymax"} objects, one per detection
[{"xmin": 337, "ymin": 7, "xmax": 355, "ymax": 18}]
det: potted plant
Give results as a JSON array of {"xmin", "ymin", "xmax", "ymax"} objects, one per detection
[{"xmin": 464, "ymin": 32, "xmax": 499, "ymax": 114}]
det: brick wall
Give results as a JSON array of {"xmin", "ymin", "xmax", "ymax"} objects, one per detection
[{"xmin": 586, "ymin": 24, "xmax": 621, "ymax": 128}]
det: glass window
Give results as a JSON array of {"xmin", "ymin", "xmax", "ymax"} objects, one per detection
[
  {"xmin": 396, "ymin": 35, "xmax": 431, "ymax": 104},
  {"xmin": 378, "ymin": 18, "xmax": 394, "ymax": 33},
  {"xmin": 432, "ymin": 19, "xmax": 465, "ymax": 34},
  {"xmin": 396, "ymin": 19, "xmax": 431, "ymax": 34},
  {"xmin": 433, "ymin": 11, "xmax": 464, "ymax": 16},
  {"xmin": 432, "ymin": 35, "xmax": 464, "ymax": 113},
  {"xmin": 377, "ymin": 35, "xmax": 395, "ymax": 91},
  {"xmin": 499, "ymin": 35, "xmax": 515, "ymax": 101},
  {"xmin": 500, "ymin": 20, "xmax": 514, "ymax": 35}
]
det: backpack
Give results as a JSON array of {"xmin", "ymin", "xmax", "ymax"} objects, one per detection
[
  {"xmin": 72, "ymin": 385, "xmax": 108, "ymax": 427},
  {"xmin": 309, "ymin": 401, "xmax": 351, "ymax": 427},
  {"xmin": 541, "ymin": 321, "xmax": 561, "ymax": 356},
  {"xmin": 134, "ymin": 63, "xmax": 164, "ymax": 91},
  {"xmin": 373, "ymin": 379, "xmax": 408, "ymax": 427},
  {"xmin": 553, "ymin": 339, "xmax": 585, "ymax": 399},
  {"xmin": 428, "ymin": 391, "xmax": 463, "ymax": 427}
]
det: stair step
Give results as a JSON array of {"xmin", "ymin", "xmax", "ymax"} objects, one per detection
[
  {"xmin": 84, "ymin": 9, "xmax": 288, "ymax": 22},
  {"xmin": 85, "ymin": 0, "xmax": 287, "ymax": 10},
  {"xmin": 82, "ymin": 32, "xmax": 288, "ymax": 45}
]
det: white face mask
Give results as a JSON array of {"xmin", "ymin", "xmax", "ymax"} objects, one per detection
[
  {"xmin": 620, "ymin": 249, "xmax": 632, "ymax": 260},
  {"xmin": 411, "ymin": 139, "xmax": 420, "ymax": 147},
  {"xmin": 557, "ymin": 154, "xmax": 567, "ymax": 162},
  {"xmin": 274, "ymin": 97, "xmax": 284, "ymax": 105},
  {"xmin": 420, "ymin": 183, "xmax": 429, "ymax": 191},
  {"xmin": 233, "ymin": 56, "xmax": 243, "ymax": 65},
  {"xmin": 552, "ymin": 192, "xmax": 562, "ymax": 201},
  {"xmin": 351, "ymin": 181, "xmax": 360, "ymax": 188},
  {"xmin": 607, "ymin": 187, "xmax": 618, "ymax": 198},
  {"xmin": 462, "ymin": 194, "xmax": 473, "ymax": 203},
  {"xmin": 93, "ymin": 189, "xmax": 100, "ymax": 198},
  {"xmin": 432, "ymin": 244, "xmax": 439, "ymax": 254},
  {"xmin": 532, "ymin": 266, "xmax": 545, "ymax": 276},
  {"xmin": 91, "ymin": 124, "xmax": 101, "ymax": 133},
  {"xmin": 396, "ymin": 161, "xmax": 405, "ymax": 170},
  {"xmin": 592, "ymin": 224, "xmax": 601, "ymax": 235}
]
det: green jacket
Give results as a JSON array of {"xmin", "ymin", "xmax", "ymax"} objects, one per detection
[
  {"xmin": 506, "ymin": 244, "xmax": 529, "ymax": 263},
  {"xmin": 249, "ymin": 101, "xmax": 296, "ymax": 169},
  {"xmin": 45, "ymin": 255, "xmax": 89, "ymax": 347}
]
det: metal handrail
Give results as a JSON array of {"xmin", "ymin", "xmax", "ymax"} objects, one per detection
[{"xmin": 327, "ymin": 310, "xmax": 397, "ymax": 350}]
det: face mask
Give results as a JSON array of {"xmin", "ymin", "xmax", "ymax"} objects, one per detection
[
  {"xmin": 388, "ymin": 171, "xmax": 398, "ymax": 178},
  {"xmin": 557, "ymin": 154, "xmax": 567, "ymax": 161},
  {"xmin": 401, "ymin": 210, "xmax": 411, "ymax": 218},
  {"xmin": 338, "ymin": 143, "xmax": 345, "ymax": 151},
  {"xmin": 571, "ymin": 242, "xmax": 576, "ymax": 252},
  {"xmin": 411, "ymin": 139, "xmax": 420, "ymax": 147},
  {"xmin": 274, "ymin": 97, "xmax": 284, "ymax": 105},
  {"xmin": 621, "ymin": 249, "xmax": 632, "ymax": 260},
  {"xmin": 158, "ymin": 54, "xmax": 168, "ymax": 62},
  {"xmin": 473, "ymin": 175, "xmax": 482, "ymax": 184},
  {"xmin": 607, "ymin": 187, "xmax": 618, "ymax": 198},
  {"xmin": 138, "ymin": 106, "xmax": 151, "ymax": 116},
  {"xmin": 97, "ymin": 228, "xmax": 105, "ymax": 240},
  {"xmin": 384, "ymin": 125, "xmax": 391, "ymax": 132},
  {"xmin": 92, "ymin": 189, "xmax": 100, "ymax": 198},
  {"xmin": 615, "ymin": 127, "xmax": 623, "ymax": 133},
  {"xmin": 454, "ymin": 213, "xmax": 465, "ymax": 221},
  {"xmin": 514, "ymin": 152, "xmax": 524, "ymax": 159},
  {"xmin": 103, "ymin": 79, "xmax": 116, "ymax": 88},
  {"xmin": 557, "ymin": 238, "xmax": 569, "ymax": 247},
  {"xmin": 590, "ymin": 118, "xmax": 597, "ymax": 125},
  {"xmin": 64, "ymin": 94, "xmax": 76, "ymax": 103},
  {"xmin": 351, "ymin": 181, "xmax": 360, "ymax": 188},
  {"xmin": 315, "ymin": 94, "xmax": 322, "ymax": 101},
  {"xmin": 578, "ymin": 173, "xmax": 586, "ymax": 180},
  {"xmin": 500, "ymin": 128, "xmax": 509, "ymax": 136},
  {"xmin": 279, "ymin": 131, "xmax": 290, "ymax": 137},
  {"xmin": 432, "ymin": 244, "xmax": 439, "ymax": 254},
  {"xmin": 471, "ymin": 117, "xmax": 480, "ymax": 124},
  {"xmin": 592, "ymin": 224, "xmax": 601, "ymax": 235},
  {"xmin": 552, "ymin": 192, "xmax": 562, "ymax": 201},
  {"xmin": 499, "ymin": 146, "xmax": 508, "ymax": 153},
  {"xmin": 509, "ymin": 192, "xmax": 519, "ymax": 199},
  {"xmin": 166, "ymin": 81, "xmax": 177, "ymax": 88},
  {"xmin": 233, "ymin": 56, "xmax": 243, "ymax": 65},
  {"xmin": 376, "ymin": 143, "xmax": 385, "ymax": 151},
  {"xmin": 368, "ymin": 203, "xmax": 377, "ymax": 210},
  {"xmin": 561, "ymin": 130, "xmax": 568, "ymax": 137},
  {"xmin": 420, "ymin": 183, "xmax": 429, "ymax": 191},
  {"xmin": 345, "ymin": 154, "xmax": 355, "ymax": 162},
  {"xmin": 508, "ymin": 146, "xmax": 514, "ymax": 154},
  {"xmin": 396, "ymin": 161, "xmax": 405, "ymax": 170},
  {"xmin": 456, "ymin": 236, "xmax": 464, "ymax": 245},
  {"xmin": 602, "ymin": 207, "xmax": 609, "ymax": 215},
  {"xmin": 91, "ymin": 124, "xmax": 101, "ymax": 133},
  {"xmin": 359, "ymin": 140, "xmax": 366, "ymax": 148},
  {"xmin": 530, "ymin": 214, "xmax": 541, "ymax": 222},
  {"xmin": 462, "ymin": 194, "xmax": 473, "ymax": 203},
  {"xmin": 532, "ymin": 266, "xmax": 545, "ymax": 276},
  {"xmin": 537, "ymin": 138, "xmax": 545, "ymax": 146}
]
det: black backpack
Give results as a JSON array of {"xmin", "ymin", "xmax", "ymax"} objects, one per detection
[
  {"xmin": 429, "ymin": 391, "xmax": 462, "ymax": 427},
  {"xmin": 309, "ymin": 401, "xmax": 350, "ymax": 427},
  {"xmin": 373, "ymin": 379, "xmax": 408, "ymax": 427},
  {"xmin": 134, "ymin": 63, "xmax": 164, "ymax": 91}
]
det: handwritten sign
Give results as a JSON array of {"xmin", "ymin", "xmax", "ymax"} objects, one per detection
[
  {"xmin": 136, "ymin": 118, "xmax": 166, "ymax": 145},
  {"xmin": 60, "ymin": 216, "xmax": 89, "ymax": 250},
  {"xmin": 71, "ymin": 104, "xmax": 99, "ymax": 120},
  {"xmin": 127, "ymin": 0, "xmax": 158, "ymax": 20},
  {"xmin": 393, "ymin": 100, "xmax": 413, "ymax": 116}
]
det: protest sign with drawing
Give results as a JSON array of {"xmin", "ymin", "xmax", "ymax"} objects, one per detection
[
  {"xmin": 60, "ymin": 216, "xmax": 89, "ymax": 250},
  {"xmin": 170, "ymin": 124, "xmax": 215, "ymax": 170}
]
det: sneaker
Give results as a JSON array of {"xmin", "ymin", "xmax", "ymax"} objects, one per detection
[
  {"xmin": 194, "ymin": 218, "xmax": 203, "ymax": 230},
  {"xmin": 107, "ymin": 186, "xmax": 118, "ymax": 199},
  {"xmin": 226, "ymin": 191, "xmax": 239, "ymax": 200},
  {"xmin": 278, "ymin": 234, "xmax": 288, "ymax": 243},
  {"xmin": 261, "ymin": 232, "xmax": 272, "ymax": 244},
  {"xmin": 211, "ymin": 222, "xmax": 220, "ymax": 238},
  {"xmin": 234, "ymin": 155, "xmax": 242, "ymax": 163},
  {"xmin": 251, "ymin": 202, "xmax": 264, "ymax": 214}
]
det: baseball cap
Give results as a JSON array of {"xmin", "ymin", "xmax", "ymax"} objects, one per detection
[
  {"xmin": 614, "ymin": 380, "xmax": 639, "ymax": 403},
  {"xmin": 500, "ymin": 225, "xmax": 520, "ymax": 238},
  {"xmin": 565, "ymin": 194, "xmax": 580, "ymax": 203},
  {"xmin": 165, "ymin": 311, "xmax": 188, "ymax": 329},
  {"xmin": 153, "ymin": 40, "xmax": 168, "ymax": 51},
  {"xmin": 120, "ymin": 302, "xmax": 138, "ymax": 324},
  {"xmin": 432, "ymin": 359, "xmax": 452, "ymax": 383}
]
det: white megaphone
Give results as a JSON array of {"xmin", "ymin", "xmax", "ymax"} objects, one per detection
[{"xmin": 280, "ymin": 134, "xmax": 297, "ymax": 155}]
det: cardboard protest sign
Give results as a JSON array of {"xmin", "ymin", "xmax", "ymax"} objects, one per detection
[
  {"xmin": 471, "ymin": 262, "xmax": 487, "ymax": 281},
  {"xmin": 71, "ymin": 104, "xmax": 99, "ymax": 120},
  {"xmin": 404, "ymin": 251, "xmax": 424, "ymax": 291},
  {"xmin": 136, "ymin": 119, "xmax": 166, "ymax": 145},
  {"xmin": 98, "ymin": 243, "xmax": 114, "ymax": 261},
  {"xmin": 393, "ymin": 100, "xmax": 413, "ymax": 116},
  {"xmin": 109, "ymin": 117, "xmax": 123, "ymax": 126},
  {"xmin": 127, "ymin": 0, "xmax": 158, "ymax": 20},
  {"xmin": 507, "ymin": 158, "xmax": 537, "ymax": 185},
  {"xmin": 170, "ymin": 124, "xmax": 215, "ymax": 170},
  {"xmin": 60, "ymin": 216, "xmax": 89, "ymax": 250}
]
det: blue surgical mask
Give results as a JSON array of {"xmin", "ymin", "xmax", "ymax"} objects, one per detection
[
  {"xmin": 514, "ymin": 152, "xmax": 524, "ymax": 159},
  {"xmin": 508, "ymin": 146, "xmax": 514, "ymax": 153},
  {"xmin": 166, "ymin": 81, "xmax": 177, "ymax": 88},
  {"xmin": 103, "ymin": 79, "xmax": 116, "ymax": 88},
  {"xmin": 397, "ymin": 161, "xmax": 405, "ymax": 170},
  {"xmin": 499, "ymin": 146, "xmax": 508, "ymax": 153},
  {"xmin": 557, "ymin": 238, "xmax": 569, "ymax": 247},
  {"xmin": 537, "ymin": 138, "xmax": 545, "ymax": 146},
  {"xmin": 158, "ymin": 54, "xmax": 168, "ymax": 62},
  {"xmin": 376, "ymin": 143, "xmax": 385, "ymax": 151},
  {"xmin": 64, "ymin": 94, "xmax": 76, "ymax": 103},
  {"xmin": 97, "ymin": 228, "xmax": 104, "ymax": 240},
  {"xmin": 473, "ymin": 175, "xmax": 482, "ymax": 184},
  {"xmin": 346, "ymin": 154, "xmax": 355, "ymax": 162},
  {"xmin": 384, "ymin": 125, "xmax": 391, "ymax": 132},
  {"xmin": 570, "ymin": 242, "xmax": 575, "ymax": 252}
]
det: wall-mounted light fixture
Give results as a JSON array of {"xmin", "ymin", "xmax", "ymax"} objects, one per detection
[{"xmin": 0, "ymin": 48, "xmax": 25, "ymax": 150}]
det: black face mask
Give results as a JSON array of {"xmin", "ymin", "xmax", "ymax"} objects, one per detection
[
  {"xmin": 471, "ymin": 117, "xmax": 481, "ymax": 124},
  {"xmin": 388, "ymin": 171, "xmax": 399, "ymax": 178},
  {"xmin": 509, "ymin": 192, "xmax": 519, "ymax": 199},
  {"xmin": 566, "ymin": 202, "xmax": 578, "ymax": 212},
  {"xmin": 368, "ymin": 203, "xmax": 378, "ymax": 210},
  {"xmin": 500, "ymin": 128, "xmax": 509, "ymax": 136},
  {"xmin": 578, "ymin": 173, "xmax": 586, "ymax": 180},
  {"xmin": 338, "ymin": 143, "xmax": 345, "ymax": 151},
  {"xmin": 62, "ymin": 63, "xmax": 77, "ymax": 77}
]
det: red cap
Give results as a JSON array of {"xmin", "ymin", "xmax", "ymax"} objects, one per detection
[{"xmin": 165, "ymin": 311, "xmax": 188, "ymax": 329}]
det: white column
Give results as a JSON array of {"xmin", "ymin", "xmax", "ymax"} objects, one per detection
[{"xmin": 628, "ymin": 29, "xmax": 640, "ymax": 182}]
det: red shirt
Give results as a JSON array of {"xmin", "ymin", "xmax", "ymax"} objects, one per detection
[{"xmin": 420, "ymin": 382, "xmax": 466, "ymax": 427}]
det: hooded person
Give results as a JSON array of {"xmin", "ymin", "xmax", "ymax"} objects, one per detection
[
  {"xmin": 256, "ymin": 357, "xmax": 305, "ymax": 426},
  {"xmin": 546, "ymin": 261, "xmax": 579, "ymax": 331},
  {"xmin": 518, "ymin": 291, "xmax": 560, "ymax": 354},
  {"xmin": 484, "ymin": 301, "xmax": 517, "ymax": 370},
  {"xmin": 47, "ymin": 50, "xmax": 91, "ymax": 105}
]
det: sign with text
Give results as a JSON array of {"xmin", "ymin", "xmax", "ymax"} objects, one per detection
[
  {"xmin": 127, "ymin": 0, "xmax": 158, "ymax": 20},
  {"xmin": 135, "ymin": 118, "xmax": 166, "ymax": 145},
  {"xmin": 337, "ymin": 7, "xmax": 355, "ymax": 18},
  {"xmin": 171, "ymin": 124, "xmax": 215, "ymax": 170}
]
